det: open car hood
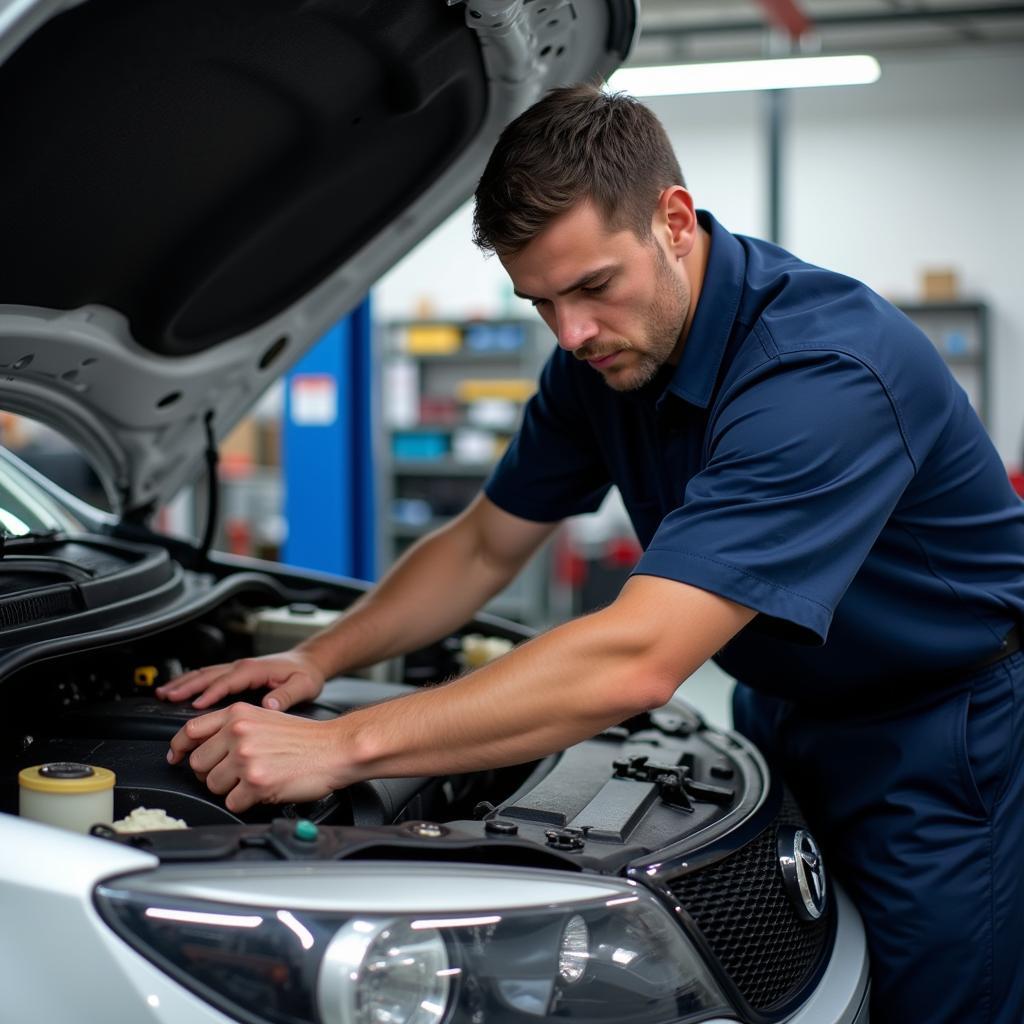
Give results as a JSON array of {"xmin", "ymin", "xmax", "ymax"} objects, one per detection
[{"xmin": 0, "ymin": 0, "xmax": 636, "ymax": 517}]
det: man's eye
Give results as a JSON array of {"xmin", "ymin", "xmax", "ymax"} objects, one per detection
[{"xmin": 582, "ymin": 280, "xmax": 609, "ymax": 295}]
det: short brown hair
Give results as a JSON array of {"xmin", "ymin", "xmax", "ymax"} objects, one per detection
[{"xmin": 472, "ymin": 83, "xmax": 684, "ymax": 256}]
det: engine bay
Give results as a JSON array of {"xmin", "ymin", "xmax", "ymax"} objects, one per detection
[
  {"xmin": 1, "ymin": 581, "xmax": 528, "ymax": 829},
  {"xmin": 1, "ymin": 568, "xmax": 765, "ymax": 872}
]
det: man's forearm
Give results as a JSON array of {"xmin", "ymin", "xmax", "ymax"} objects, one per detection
[
  {"xmin": 327, "ymin": 604, "xmax": 673, "ymax": 782},
  {"xmin": 297, "ymin": 512, "xmax": 529, "ymax": 677},
  {"xmin": 326, "ymin": 577, "xmax": 756, "ymax": 784},
  {"xmin": 168, "ymin": 576, "xmax": 756, "ymax": 811}
]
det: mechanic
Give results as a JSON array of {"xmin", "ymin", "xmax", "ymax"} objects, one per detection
[{"xmin": 158, "ymin": 85, "xmax": 1024, "ymax": 1023}]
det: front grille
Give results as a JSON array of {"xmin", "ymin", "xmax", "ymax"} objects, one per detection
[{"xmin": 666, "ymin": 792, "xmax": 830, "ymax": 1012}]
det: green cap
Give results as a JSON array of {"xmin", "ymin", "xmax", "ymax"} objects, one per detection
[{"xmin": 294, "ymin": 819, "xmax": 318, "ymax": 842}]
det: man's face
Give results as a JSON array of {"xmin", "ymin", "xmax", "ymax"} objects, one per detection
[{"xmin": 501, "ymin": 200, "xmax": 691, "ymax": 392}]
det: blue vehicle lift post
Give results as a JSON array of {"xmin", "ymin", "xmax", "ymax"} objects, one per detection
[{"xmin": 282, "ymin": 298, "xmax": 376, "ymax": 581}]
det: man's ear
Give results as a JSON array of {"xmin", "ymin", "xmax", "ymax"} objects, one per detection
[{"xmin": 654, "ymin": 185, "xmax": 697, "ymax": 259}]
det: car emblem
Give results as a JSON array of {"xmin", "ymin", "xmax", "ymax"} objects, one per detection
[{"xmin": 777, "ymin": 825, "xmax": 827, "ymax": 921}]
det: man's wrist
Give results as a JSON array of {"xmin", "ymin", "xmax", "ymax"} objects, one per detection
[
  {"xmin": 294, "ymin": 638, "xmax": 338, "ymax": 684},
  {"xmin": 324, "ymin": 714, "xmax": 377, "ymax": 790}
]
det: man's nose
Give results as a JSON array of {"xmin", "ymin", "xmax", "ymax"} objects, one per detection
[{"xmin": 555, "ymin": 307, "xmax": 599, "ymax": 352}]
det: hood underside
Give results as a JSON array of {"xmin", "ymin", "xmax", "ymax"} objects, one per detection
[{"xmin": 0, "ymin": 0, "xmax": 635, "ymax": 515}]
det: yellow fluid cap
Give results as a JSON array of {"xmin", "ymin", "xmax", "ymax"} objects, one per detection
[
  {"xmin": 19, "ymin": 762, "xmax": 116, "ymax": 794},
  {"xmin": 134, "ymin": 665, "xmax": 159, "ymax": 687}
]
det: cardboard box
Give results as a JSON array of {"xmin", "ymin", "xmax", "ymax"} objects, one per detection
[
  {"xmin": 921, "ymin": 268, "xmax": 959, "ymax": 302},
  {"xmin": 220, "ymin": 418, "xmax": 260, "ymax": 475}
]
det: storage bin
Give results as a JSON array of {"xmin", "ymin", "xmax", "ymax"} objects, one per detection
[{"xmin": 392, "ymin": 432, "xmax": 448, "ymax": 459}]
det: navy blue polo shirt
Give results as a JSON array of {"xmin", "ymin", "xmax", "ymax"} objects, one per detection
[{"xmin": 485, "ymin": 211, "xmax": 1024, "ymax": 703}]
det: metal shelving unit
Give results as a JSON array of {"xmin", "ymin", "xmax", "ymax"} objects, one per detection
[{"xmin": 377, "ymin": 318, "xmax": 554, "ymax": 626}]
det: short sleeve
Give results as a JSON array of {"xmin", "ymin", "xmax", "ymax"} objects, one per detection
[
  {"xmin": 632, "ymin": 349, "xmax": 916, "ymax": 644},
  {"xmin": 484, "ymin": 352, "xmax": 611, "ymax": 522}
]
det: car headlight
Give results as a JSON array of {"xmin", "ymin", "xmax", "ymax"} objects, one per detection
[
  {"xmin": 95, "ymin": 864, "xmax": 730, "ymax": 1023},
  {"xmin": 320, "ymin": 918, "xmax": 452, "ymax": 1024}
]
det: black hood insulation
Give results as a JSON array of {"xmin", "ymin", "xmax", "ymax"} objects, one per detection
[{"xmin": 0, "ymin": 0, "xmax": 487, "ymax": 354}]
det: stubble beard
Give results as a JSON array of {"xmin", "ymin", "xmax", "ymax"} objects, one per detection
[{"xmin": 590, "ymin": 246, "xmax": 689, "ymax": 393}]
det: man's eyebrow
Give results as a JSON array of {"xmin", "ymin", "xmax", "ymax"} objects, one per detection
[{"xmin": 514, "ymin": 265, "xmax": 618, "ymax": 302}]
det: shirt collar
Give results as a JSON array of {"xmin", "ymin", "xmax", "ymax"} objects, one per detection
[{"xmin": 658, "ymin": 210, "xmax": 746, "ymax": 411}]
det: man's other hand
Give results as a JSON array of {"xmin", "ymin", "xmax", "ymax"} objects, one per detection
[
  {"xmin": 166, "ymin": 703, "xmax": 345, "ymax": 812},
  {"xmin": 155, "ymin": 650, "xmax": 327, "ymax": 712}
]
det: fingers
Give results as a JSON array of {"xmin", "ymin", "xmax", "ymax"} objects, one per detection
[
  {"xmin": 225, "ymin": 781, "xmax": 262, "ymax": 814},
  {"xmin": 261, "ymin": 672, "xmax": 320, "ymax": 712},
  {"xmin": 166, "ymin": 705, "xmax": 341, "ymax": 814},
  {"xmin": 168, "ymin": 707, "xmax": 263, "ymax": 811},
  {"xmin": 167, "ymin": 707, "xmax": 230, "ymax": 764},
  {"xmin": 156, "ymin": 663, "xmax": 238, "ymax": 704},
  {"xmin": 189, "ymin": 667, "xmax": 260, "ymax": 710},
  {"xmin": 156, "ymin": 660, "xmax": 268, "ymax": 710}
]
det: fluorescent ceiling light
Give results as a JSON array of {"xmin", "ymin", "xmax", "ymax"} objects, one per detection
[{"xmin": 609, "ymin": 55, "xmax": 881, "ymax": 97}]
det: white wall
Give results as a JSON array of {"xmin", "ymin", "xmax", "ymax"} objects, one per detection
[
  {"xmin": 375, "ymin": 46, "xmax": 1024, "ymax": 460},
  {"xmin": 644, "ymin": 88, "xmax": 765, "ymax": 234},
  {"xmin": 785, "ymin": 49, "xmax": 1024, "ymax": 461},
  {"xmin": 374, "ymin": 201, "xmax": 535, "ymax": 323}
]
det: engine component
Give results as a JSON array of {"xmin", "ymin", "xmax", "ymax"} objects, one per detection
[{"xmin": 18, "ymin": 761, "xmax": 115, "ymax": 833}]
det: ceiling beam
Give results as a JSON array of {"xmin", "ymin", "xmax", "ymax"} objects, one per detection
[{"xmin": 643, "ymin": 4, "xmax": 1024, "ymax": 40}]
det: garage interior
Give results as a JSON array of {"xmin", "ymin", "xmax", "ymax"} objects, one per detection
[
  {"xmin": 3, "ymin": 4, "xmax": 1024, "ymax": 1023},
  {"xmin": 3, "ymin": 0, "xmax": 1023, "ymax": 730}
]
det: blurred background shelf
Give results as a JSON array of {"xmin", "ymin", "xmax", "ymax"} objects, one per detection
[
  {"xmin": 377, "ymin": 318, "xmax": 554, "ymax": 627},
  {"xmin": 392, "ymin": 460, "xmax": 496, "ymax": 476}
]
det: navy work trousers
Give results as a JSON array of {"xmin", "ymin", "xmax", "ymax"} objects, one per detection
[{"xmin": 733, "ymin": 652, "xmax": 1024, "ymax": 1024}]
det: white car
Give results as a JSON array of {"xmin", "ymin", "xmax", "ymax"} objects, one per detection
[{"xmin": 0, "ymin": 1, "xmax": 869, "ymax": 1022}]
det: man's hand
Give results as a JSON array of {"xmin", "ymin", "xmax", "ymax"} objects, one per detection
[
  {"xmin": 163, "ymin": 576, "xmax": 754, "ymax": 813},
  {"xmin": 166, "ymin": 704, "xmax": 346, "ymax": 812},
  {"xmin": 154, "ymin": 650, "xmax": 328, "ymax": 711}
]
